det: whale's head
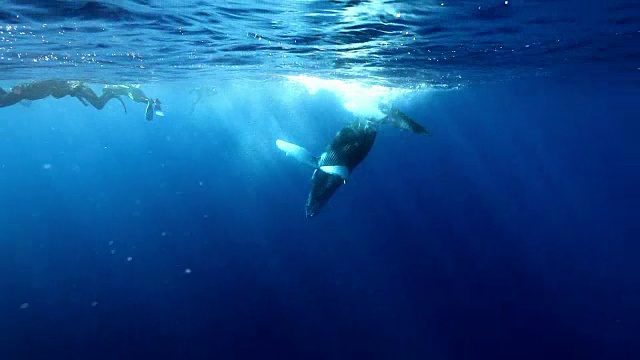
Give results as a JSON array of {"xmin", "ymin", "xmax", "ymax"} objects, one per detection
[{"xmin": 305, "ymin": 169, "xmax": 345, "ymax": 218}]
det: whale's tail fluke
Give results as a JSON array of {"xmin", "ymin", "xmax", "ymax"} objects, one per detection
[{"xmin": 276, "ymin": 139, "xmax": 349, "ymax": 180}]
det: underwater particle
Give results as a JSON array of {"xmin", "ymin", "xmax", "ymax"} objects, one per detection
[
  {"xmin": 110, "ymin": 249, "xmax": 116, "ymax": 255},
  {"xmin": 42, "ymin": 163, "xmax": 52, "ymax": 170},
  {"xmin": 19, "ymin": 303, "xmax": 29, "ymax": 309},
  {"xmin": 127, "ymin": 256, "xmax": 133, "ymax": 262},
  {"xmin": 91, "ymin": 301, "xmax": 98, "ymax": 307},
  {"xmin": 199, "ymin": 181, "xmax": 203, "ymax": 186},
  {"xmin": 108, "ymin": 240, "xmax": 113, "ymax": 246},
  {"xmin": 184, "ymin": 268, "xmax": 192, "ymax": 274},
  {"xmin": 203, "ymin": 214, "xmax": 209, "ymax": 219},
  {"xmin": 161, "ymin": 231, "xmax": 167, "ymax": 236},
  {"xmin": 504, "ymin": 0, "xmax": 508, "ymax": 4}
]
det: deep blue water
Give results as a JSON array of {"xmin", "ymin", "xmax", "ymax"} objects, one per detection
[{"xmin": 1, "ymin": 1, "xmax": 639, "ymax": 360}]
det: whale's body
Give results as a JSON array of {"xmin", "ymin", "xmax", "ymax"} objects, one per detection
[
  {"xmin": 276, "ymin": 109, "xmax": 428, "ymax": 218},
  {"xmin": 306, "ymin": 120, "xmax": 377, "ymax": 217}
]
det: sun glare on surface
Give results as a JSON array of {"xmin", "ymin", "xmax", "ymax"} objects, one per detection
[{"xmin": 285, "ymin": 75, "xmax": 414, "ymax": 119}]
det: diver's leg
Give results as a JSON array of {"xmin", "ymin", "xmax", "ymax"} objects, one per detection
[
  {"xmin": 101, "ymin": 86, "xmax": 128, "ymax": 98},
  {"xmin": 0, "ymin": 93, "xmax": 24, "ymax": 107},
  {"xmin": 81, "ymin": 93, "xmax": 127, "ymax": 113},
  {"xmin": 101, "ymin": 86, "xmax": 148, "ymax": 107},
  {"xmin": 75, "ymin": 96, "xmax": 89, "ymax": 106},
  {"xmin": 190, "ymin": 93, "xmax": 202, "ymax": 114},
  {"xmin": 74, "ymin": 87, "xmax": 105, "ymax": 109}
]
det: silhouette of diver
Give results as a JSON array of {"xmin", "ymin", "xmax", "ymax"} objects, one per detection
[
  {"xmin": 102, "ymin": 84, "xmax": 164, "ymax": 121},
  {"xmin": 188, "ymin": 86, "xmax": 217, "ymax": 114},
  {"xmin": 0, "ymin": 80, "xmax": 127, "ymax": 112}
]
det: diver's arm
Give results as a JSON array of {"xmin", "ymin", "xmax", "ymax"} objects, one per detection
[{"xmin": 81, "ymin": 92, "xmax": 128, "ymax": 113}]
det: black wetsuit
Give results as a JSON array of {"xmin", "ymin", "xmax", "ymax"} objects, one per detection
[{"xmin": 0, "ymin": 80, "xmax": 126, "ymax": 112}]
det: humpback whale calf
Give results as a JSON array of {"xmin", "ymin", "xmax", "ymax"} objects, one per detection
[{"xmin": 276, "ymin": 108, "xmax": 428, "ymax": 218}]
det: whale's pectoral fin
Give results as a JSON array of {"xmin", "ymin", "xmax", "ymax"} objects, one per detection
[
  {"xmin": 276, "ymin": 139, "xmax": 319, "ymax": 168},
  {"xmin": 319, "ymin": 165, "xmax": 349, "ymax": 182},
  {"xmin": 382, "ymin": 108, "xmax": 429, "ymax": 135}
]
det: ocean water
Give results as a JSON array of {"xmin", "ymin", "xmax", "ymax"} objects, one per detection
[{"xmin": 0, "ymin": 1, "xmax": 639, "ymax": 359}]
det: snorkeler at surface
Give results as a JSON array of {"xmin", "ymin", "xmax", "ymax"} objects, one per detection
[
  {"xmin": 0, "ymin": 80, "xmax": 127, "ymax": 112},
  {"xmin": 102, "ymin": 84, "xmax": 164, "ymax": 121}
]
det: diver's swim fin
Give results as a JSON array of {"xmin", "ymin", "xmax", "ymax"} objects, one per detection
[
  {"xmin": 145, "ymin": 100, "xmax": 154, "ymax": 121},
  {"xmin": 276, "ymin": 139, "xmax": 318, "ymax": 168},
  {"xmin": 153, "ymin": 101, "xmax": 164, "ymax": 117}
]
